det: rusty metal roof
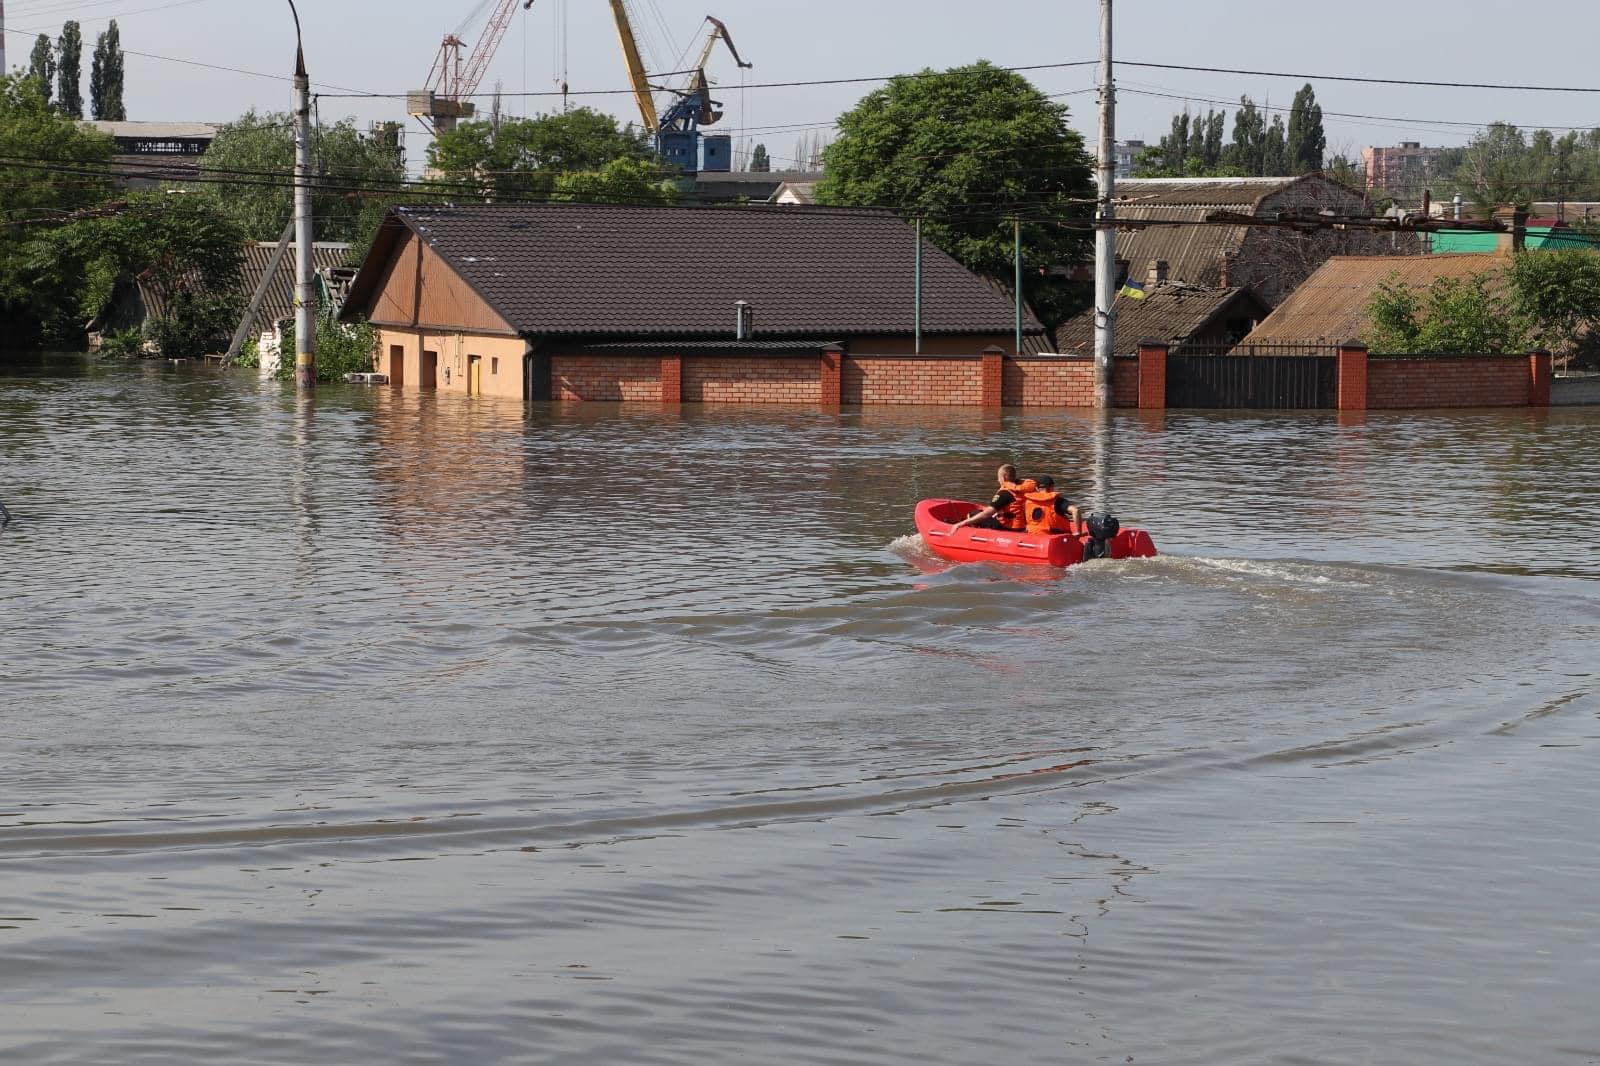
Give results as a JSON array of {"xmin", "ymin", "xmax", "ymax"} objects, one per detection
[
  {"xmin": 1053, "ymin": 284, "xmax": 1269, "ymax": 353},
  {"xmin": 1239, "ymin": 253, "xmax": 1508, "ymax": 344},
  {"xmin": 343, "ymin": 203, "xmax": 1045, "ymax": 339}
]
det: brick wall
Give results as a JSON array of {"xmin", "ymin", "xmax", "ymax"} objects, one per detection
[
  {"xmin": 550, "ymin": 355, "xmax": 662, "ymax": 401},
  {"xmin": 841, "ymin": 356, "xmax": 983, "ymax": 405},
  {"xmin": 1367, "ymin": 356, "xmax": 1531, "ymax": 409},
  {"xmin": 1001, "ymin": 356, "xmax": 1096, "ymax": 406},
  {"xmin": 1112, "ymin": 355, "xmax": 1140, "ymax": 408},
  {"xmin": 684, "ymin": 356, "xmax": 819, "ymax": 403}
]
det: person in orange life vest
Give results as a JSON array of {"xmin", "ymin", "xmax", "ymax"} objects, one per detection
[
  {"xmin": 1021, "ymin": 476, "xmax": 1080, "ymax": 535},
  {"xmin": 949, "ymin": 464, "xmax": 1037, "ymax": 532}
]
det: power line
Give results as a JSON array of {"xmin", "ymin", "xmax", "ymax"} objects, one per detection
[{"xmin": 1118, "ymin": 60, "xmax": 1600, "ymax": 95}]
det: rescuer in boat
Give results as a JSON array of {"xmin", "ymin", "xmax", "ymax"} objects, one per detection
[
  {"xmin": 948, "ymin": 464, "xmax": 1041, "ymax": 532},
  {"xmin": 1021, "ymin": 476, "xmax": 1081, "ymax": 535}
]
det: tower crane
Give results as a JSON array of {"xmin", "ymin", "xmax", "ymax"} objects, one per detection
[
  {"xmin": 605, "ymin": 5, "xmax": 751, "ymax": 172},
  {"xmin": 408, "ymin": 0, "xmax": 531, "ymax": 135}
]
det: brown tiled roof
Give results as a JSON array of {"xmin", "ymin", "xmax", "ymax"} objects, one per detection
[
  {"xmin": 342, "ymin": 202, "xmax": 1044, "ymax": 338},
  {"xmin": 1053, "ymin": 284, "xmax": 1268, "ymax": 354},
  {"xmin": 1239, "ymin": 253, "xmax": 1507, "ymax": 344}
]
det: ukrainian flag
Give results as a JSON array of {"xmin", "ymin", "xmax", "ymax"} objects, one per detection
[{"xmin": 1118, "ymin": 279, "xmax": 1147, "ymax": 300}]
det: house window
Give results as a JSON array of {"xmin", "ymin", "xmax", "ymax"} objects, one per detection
[{"xmin": 491, "ymin": 357, "xmax": 499, "ymax": 375}]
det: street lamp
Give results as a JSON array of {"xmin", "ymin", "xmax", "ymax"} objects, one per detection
[{"xmin": 287, "ymin": 0, "xmax": 316, "ymax": 390}]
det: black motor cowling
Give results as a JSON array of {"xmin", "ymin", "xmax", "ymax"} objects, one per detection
[{"xmin": 1082, "ymin": 512, "xmax": 1120, "ymax": 561}]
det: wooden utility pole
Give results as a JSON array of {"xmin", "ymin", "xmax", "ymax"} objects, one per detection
[{"xmin": 1093, "ymin": 0, "xmax": 1116, "ymax": 408}]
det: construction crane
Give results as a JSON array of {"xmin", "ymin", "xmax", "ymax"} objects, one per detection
[
  {"xmin": 606, "ymin": 5, "xmax": 751, "ymax": 172},
  {"xmin": 408, "ymin": 0, "xmax": 529, "ymax": 135}
]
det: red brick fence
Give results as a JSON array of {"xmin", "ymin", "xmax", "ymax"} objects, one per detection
[{"xmin": 544, "ymin": 343, "xmax": 1552, "ymax": 410}]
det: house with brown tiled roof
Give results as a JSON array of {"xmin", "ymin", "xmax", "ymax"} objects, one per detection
[
  {"xmin": 1113, "ymin": 175, "xmax": 1408, "ymax": 306},
  {"xmin": 340, "ymin": 202, "xmax": 1047, "ymax": 401},
  {"xmin": 1237, "ymin": 253, "xmax": 1507, "ymax": 346}
]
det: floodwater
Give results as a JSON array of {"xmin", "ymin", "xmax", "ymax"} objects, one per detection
[{"xmin": 3, "ymin": 354, "xmax": 1599, "ymax": 1065}]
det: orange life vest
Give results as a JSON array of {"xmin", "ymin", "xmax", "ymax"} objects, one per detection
[
  {"xmin": 996, "ymin": 479, "xmax": 1036, "ymax": 531},
  {"xmin": 1022, "ymin": 489, "xmax": 1072, "ymax": 535}
]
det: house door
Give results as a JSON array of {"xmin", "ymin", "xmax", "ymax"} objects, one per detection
[
  {"xmin": 389, "ymin": 345, "xmax": 404, "ymax": 388},
  {"xmin": 523, "ymin": 351, "xmax": 550, "ymax": 401},
  {"xmin": 468, "ymin": 354, "xmax": 482, "ymax": 396},
  {"xmin": 420, "ymin": 349, "xmax": 438, "ymax": 390}
]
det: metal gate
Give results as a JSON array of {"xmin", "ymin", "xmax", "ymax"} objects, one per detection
[{"xmin": 1166, "ymin": 354, "xmax": 1337, "ymax": 409}]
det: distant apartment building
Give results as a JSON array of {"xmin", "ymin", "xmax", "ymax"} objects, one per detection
[
  {"xmin": 1361, "ymin": 142, "xmax": 1446, "ymax": 194},
  {"xmin": 1115, "ymin": 140, "xmax": 1146, "ymax": 178}
]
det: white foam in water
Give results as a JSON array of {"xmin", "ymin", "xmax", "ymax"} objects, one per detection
[{"xmin": 1186, "ymin": 555, "xmax": 1371, "ymax": 589}]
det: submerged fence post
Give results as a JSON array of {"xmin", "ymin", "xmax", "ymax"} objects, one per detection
[
  {"xmin": 1528, "ymin": 349, "xmax": 1552, "ymax": 407},
  {"xmin": 980, "ymin": 346, "xmax": 1005, "ymax": 408},
  {"xmin": 819, "ymin": 344, "xmax": 844, "ymax": 406},
  {"xmin": 1337, "ymin": 342, "xmax": 1369, "ymax": 411},
  {"xmin": 1137, "ymin": 341, "xmax": 1167, "ymax": 410}
]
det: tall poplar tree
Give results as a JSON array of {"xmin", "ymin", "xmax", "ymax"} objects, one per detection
[
  {"xmin": 1286, "ymin": 83, "xmax": 1325, "ymax": 173},
  {"xmin": 90, "ymin": 20, "xmax": 127, "ymax": 122},
  {"xmin": 56, "ymin": 21, "xmax": 84, "ymax": 119},
  {"xmin": 28, "ymin": 35, "xmax": 56, "ymax": 106}
]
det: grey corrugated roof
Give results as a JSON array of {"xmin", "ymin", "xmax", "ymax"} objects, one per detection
[
  {"xmin": 1054, "ymin": 284, "xmax": 1267, "ymax": 353},
  {"xmin": 348, "ymin": 202, "xmax": 1043, "ymax": 338},
  {"xmin": 239, "ymin": 241, "xmax": 349, "ymax": 326}
]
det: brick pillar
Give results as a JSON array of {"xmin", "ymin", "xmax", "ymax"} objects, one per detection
[
  {"xmin": 980, "ymin": 346, "xmax": 1005, "ymax": 408},
  {"xmin": 1528, "ymin": 349, "xmax": 1552, "ymax": 407},
  {"xmin": 660, "ymin": 355, "xmax": 682, "ymax": 403},
  {"xmin": 819, "ymin": 345, "xmax": 843, "ymax": 405},
  {"xmin": 1137, "ymin": 341, "xmax": 1167, "ymax": 409},
  {"xmin": 1337, "ymin": 343, "xmax": 1369, "ymax": 411}
]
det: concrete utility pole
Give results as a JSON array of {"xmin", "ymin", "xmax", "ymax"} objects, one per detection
[
  {"xmin": 288, "ymin": 0, "xmax": 316, "ymax": 390},
  {"xmin": 1, "ymin": 2, "xmax": 8, "ymax": 85},
  {"xmin": 1092, "ymin": 0, "xmax": 1116, "ymax": 408}
]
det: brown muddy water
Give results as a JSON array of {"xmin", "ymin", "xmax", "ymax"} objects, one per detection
[{"xmin": 3, "ymin": 354, "xmax": 1599, "ymax": 1064}]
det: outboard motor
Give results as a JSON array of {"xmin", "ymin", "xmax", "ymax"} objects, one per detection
[{"xmin": 1082, "ymin": 512, "xmax": 1120, "ymax": 561}]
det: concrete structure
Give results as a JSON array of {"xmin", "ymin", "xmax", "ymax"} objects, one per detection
[
  {"xmin": 1113, "ymin": 140, "xmax": 1145, "ymax": 178},
  {"xmin": 1361, "ymin": 142, "xmax": 1447, "ymax": 193},
  {"xmin": 82, "ymin": 121, "xmax": 221, "ymax": 188}
]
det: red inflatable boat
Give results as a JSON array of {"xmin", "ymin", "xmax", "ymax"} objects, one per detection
[{"xmin": 915, "ymin": 498, "xmax": 1158, "ymax": 568}]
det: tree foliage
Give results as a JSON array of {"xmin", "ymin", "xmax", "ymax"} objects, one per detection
[
  {"xmin": 748, "ymin": 143, "xmax": 770, "ymax": 172},
  {"xmin": 200, "ymin": 109, "xmax": 406, "ymax": 243},
  {"xmin": 1365, "ymin": 252, "xmax": 1600, "ymax": 361},
  {"xmin": 426, "ymin": 108, "xmax": 652, "ymax": 201},
  {"xmin": 90, "ymin": 20, "xmax": 126, "ymax": 122},
  {"xmin": 549, "ymin": 157, "xmax": 678, "ymax": 205},
  {"xmin": 1286, "ymin": 83, "xmax": 1325, "ymax": 173},
  {"xmin": 56, "ymin": 21, "xmax": 83, "ymax": 119},
  {"xmin": 815, "ymin": 60, "xmax": 1094, "ymax": 328},
  {"xmin": 28, "ymin": 36, "xmax": 55, "ymax": 105},
  {"xmin": 0, "ymin": 75, "xmax": 114, "ymax": 346}
]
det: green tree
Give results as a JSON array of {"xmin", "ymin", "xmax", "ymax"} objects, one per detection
[
  {"xmin": 1262, "ymin": 114, "xmax": 1289, "ymax": 175},
  {"xmin": 426, "ymin": 108, "xmax": 652, "ymax": 200},
  {"xmin": 748, "ymin": 142, "xmax": 770, "ymax": 172},
  {"xmin": 1454, "ymin": 123, "xmax": 1530, "ymax": 210},
  {"xmin": 25, "ymin": 191, "xmax": 245, "ymax": 353},
  {"xmin": 56, "ymin": 21, "xmax": 83, "ymax": 119},
  {"xmin": 1286, "ymin": 83, "xmax": 1325, "ymax": 173},
  {"xmin": 0, "ymin": 75, "xmax": 115, "ymax": 346},
  {"xmin": 90, "ymin": 20, "xmax": 126, "ymax": 122},
  {"xmin": 200, "ymin": 109, "xmax": 407, "ymax": 242},
  {"xmin": 551, "ymin": 157, "xmax": 678, "ymax": 205},
  {"xmin": 1364, "ymin": 269, "xmax": 1528, "ymax": 354},
  {"xmin": 1507, "ymin": 248, "xmax": 1600, "ymax": 365},
  {"xmin": 1222, "ymin": 96, "xmax": 1266, "ymax": 174},
  {"xmin": 28, "ymin": 35, "xmax": 55, "ymax": 106},
  {"xmin": 815, "ymin": 60, "xmax": 1094, "ymax": 328}
]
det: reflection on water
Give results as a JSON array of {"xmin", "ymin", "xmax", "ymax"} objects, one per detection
[{"xmin": 3, "ymin": 355, "xmax": 1599, "ymax": 1064}]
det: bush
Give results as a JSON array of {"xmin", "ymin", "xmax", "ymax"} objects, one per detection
[
  {"xmin": 98, "ymin": 326, "xmax": 145, "ymax": 357},
  {"xmin": 274, "ymin": 317, "xmax": 377, "ymax": 382},
  {"xmin": 148, "ymin": 290, "xmax": 241, "ymax": 359}
]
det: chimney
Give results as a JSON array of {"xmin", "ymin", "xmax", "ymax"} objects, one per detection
[
  {"xmin": 1146, "ymin": 259, "xmax": 1168, "ymax": 288},
  {"xmin": 734, "ymin": 300, "xmax": 753, "ymax": 340},
  {"xmin": 1217, "ymin": 255, "xmax": 1231, "ymax": 288},
  {"xmin": 1492, "ymin": 205, "xmax": 1528, "ymax": 253}
]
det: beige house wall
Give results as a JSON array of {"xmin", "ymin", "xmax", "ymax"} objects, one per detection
[{"xmin": 375, "ymin": 327, "xmax": 529, "ymax": 400}]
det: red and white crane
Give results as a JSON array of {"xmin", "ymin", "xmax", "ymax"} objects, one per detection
[{"xmin": 407, "ymin": 0, "xmax": 529, "ymax": 134}]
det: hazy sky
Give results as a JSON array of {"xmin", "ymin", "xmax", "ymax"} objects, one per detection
[{"xmin": 4, "ymin": 0, "xmax": 1598, "ymax": 170}]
